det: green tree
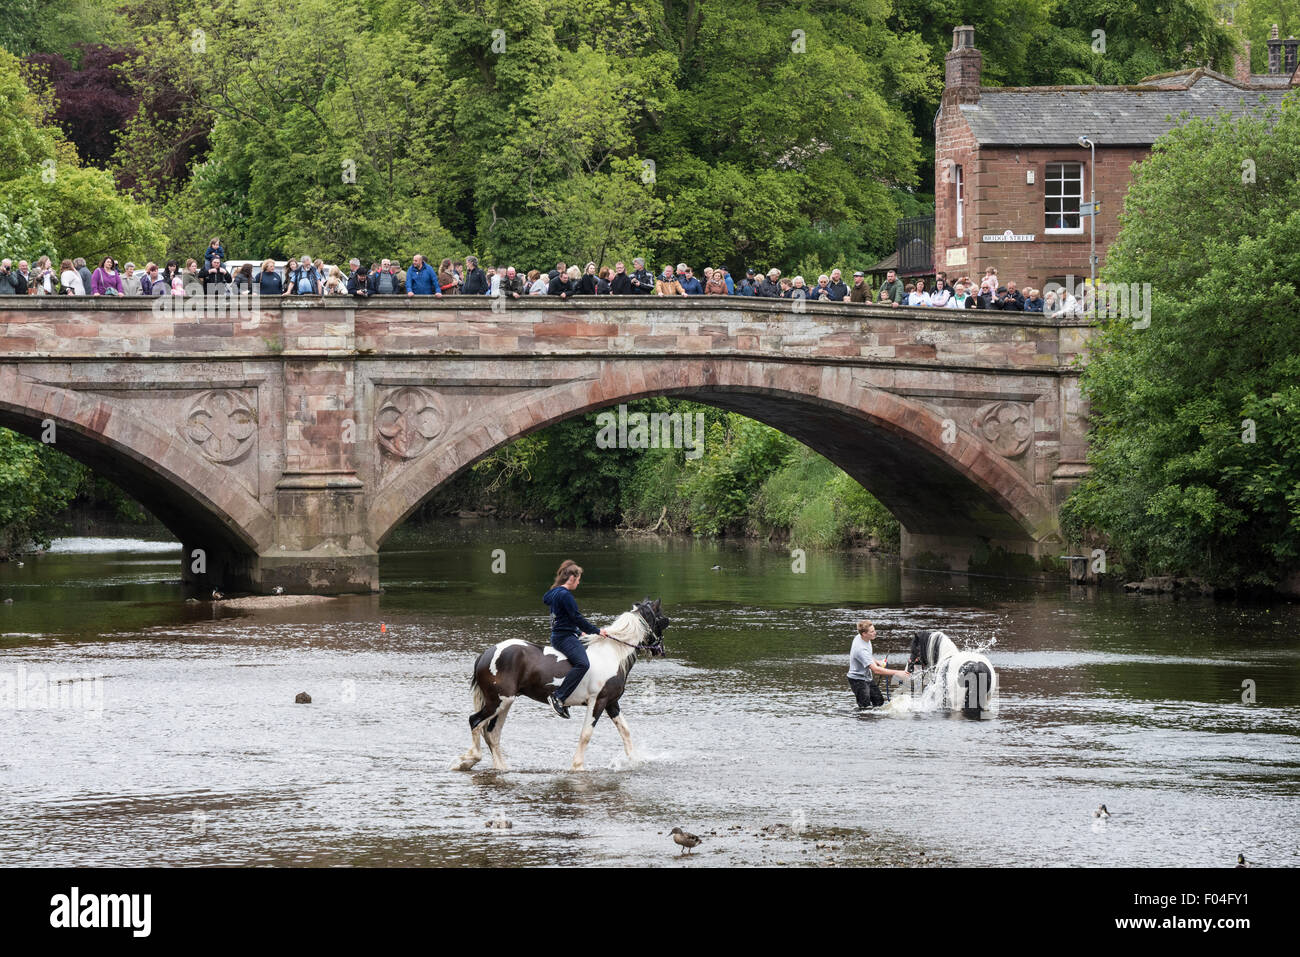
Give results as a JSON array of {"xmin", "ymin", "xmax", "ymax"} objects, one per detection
[
  {"xmin": 0, "ymin": 429, "xmax": 87, "ymax": 558},
  {"xmin": 0, "ymin": 46, "xmax": 166, "ymax": 264},
  {"xmin": 1062, "ymin": 95, "xmax": 1300, "ymax": 587}
]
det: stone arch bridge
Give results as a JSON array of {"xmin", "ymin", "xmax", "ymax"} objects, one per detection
[{"xmin": 0, "ymin": 297, "xmax": 1091, "ymax": 592}]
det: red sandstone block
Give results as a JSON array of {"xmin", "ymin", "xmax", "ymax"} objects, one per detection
[
  {"xmin": 895, "ymin": 345, "xmax": 938, "ymax": 360},
  {"xmin": 173, "ymin": 323, "xmax": 234, "ymax": 337},
  {"xmin": 677, "ymin": 336, "xmax": 713, "ymax": 352}
]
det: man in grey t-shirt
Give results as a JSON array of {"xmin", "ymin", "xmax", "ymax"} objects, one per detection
[{"xmin": 847, "ymin": 620, "xmax": 910, "ymax": 709}]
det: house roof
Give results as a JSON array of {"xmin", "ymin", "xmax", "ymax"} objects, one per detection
[{"xmin": 956, "ymin": 70, "xmax": 1293, "ymax": 146}]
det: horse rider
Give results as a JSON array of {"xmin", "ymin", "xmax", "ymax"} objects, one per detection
[
  {"xmin": 847, "ymin": 619, "xmax": 910, "ymax": 709},
  {"xmin": 543, "ymin": 560, "xmax": 609, "ymax": 718}
]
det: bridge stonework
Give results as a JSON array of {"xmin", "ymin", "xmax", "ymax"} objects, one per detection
[{"xmin": 0, "ymin": 298, "xmax": 1092, "ymax": 592}]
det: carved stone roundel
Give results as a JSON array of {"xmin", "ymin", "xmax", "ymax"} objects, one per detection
[
  {"xmin": 971, "ymin": 401, "xmax": 1033, "ymax": 458},
  {"xmin": 376, "ymin": 387, "xmax": 445, "ymax": 460},
  {"xmin": 185, "ymin": 390, "xmax": 256, "ymax": 464}
]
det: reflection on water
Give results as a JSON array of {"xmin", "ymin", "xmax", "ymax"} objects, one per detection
[{"xmin": 1, "ymin": 521, "xmax": 1297, "ymax": 867}]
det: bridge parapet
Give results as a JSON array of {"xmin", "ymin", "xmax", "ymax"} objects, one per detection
[{"xmin": 0, "ymin": 297, "xmax": 1091, "ymax": 369}]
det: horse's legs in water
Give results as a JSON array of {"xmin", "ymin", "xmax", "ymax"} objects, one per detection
[
  {"xmin": 605, "ymin": 698, "xmax": 635, "ymax": 758},
  {"xmin": 484, "ymin": 696, "xmax": 515, "ymax": 771},
  {"xmin": 611, "ymin": 714, "xmax": 634, "ymax": 758},
  {"xmin": 570, "ymin": 699, "xmax": 602, "ymax": 771},
  {"xmin": 454, "ymin": 680, "xmax": 497, "ymax": 771}
]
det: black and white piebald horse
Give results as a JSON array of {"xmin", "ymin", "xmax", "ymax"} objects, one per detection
[
  {"xmin": 907, "ymin": 630, "xmax": 998, "ymax": 718},
  {"xmin": 453, "ymin": 598, "xmax": 669, "ymax": 772}
]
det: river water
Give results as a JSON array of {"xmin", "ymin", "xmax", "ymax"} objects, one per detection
[{"xmin": 1, "ymin": 523, "xmax": 1297, "ymax": 867}]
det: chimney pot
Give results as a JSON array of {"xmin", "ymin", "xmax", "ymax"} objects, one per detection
[{"xmin": 945, "ymin": 25, "xmax": 982, "ymax": 98}]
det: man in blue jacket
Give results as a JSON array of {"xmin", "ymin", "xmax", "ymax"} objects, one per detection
[
  {"xmin": 406, "ymin": 254, "xmax": 442, "ymax": 296},
  {"xmin": 542, "ymin": 560, "xmax": 609, "ymax": 718}
]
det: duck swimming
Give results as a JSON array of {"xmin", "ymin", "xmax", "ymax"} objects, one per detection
[{"xmin": 1093, "ymin": 804, "xmax": 1111, "ymax": 819}]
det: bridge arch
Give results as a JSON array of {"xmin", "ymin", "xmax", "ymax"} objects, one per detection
[
  {"xmin": 0, "ymin": 367, "xmax": 273, "ymax": 581},
  {"xmin": 368, "ymin": 358, "xmax": 1058, "ymax": 556}
]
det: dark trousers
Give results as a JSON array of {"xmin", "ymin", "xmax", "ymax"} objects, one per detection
[
  {"xmin": 551, "ymin": 632, "xmax": 590, "ymax": 703},
  {"xmin": 848, "ymin": 677, "xmax": 883, "ymax": 709}
]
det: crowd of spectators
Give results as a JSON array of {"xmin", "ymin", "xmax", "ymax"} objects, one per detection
[{"xmin": 0, "ymin": 238, "xmax": 1086, "ymax": 315}]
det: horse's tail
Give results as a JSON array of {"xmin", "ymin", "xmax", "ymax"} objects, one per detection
[
  {"xmin": 471, "ymin": 675, "xmax": 486, "ymax": 715},
  {"xmin": 958, "ymin": 659, "xmax": 994, "ymax": 718}
]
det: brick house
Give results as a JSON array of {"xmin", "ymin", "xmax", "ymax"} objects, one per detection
[{"xmin": 933, "ymin": 24, "xmax": 1298, "ymax": 295}]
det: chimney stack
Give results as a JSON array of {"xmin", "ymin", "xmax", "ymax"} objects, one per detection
[
  {"xmin": 945, "ymin": 25, "xmax": 982, "ymax": 102},
  {"xmin": 1267, "ymin": 23, "xmax": 1281, "ymax": 74},
  {"xmin": 1233, "ymin": 40, "xmax": 1252, "ymax": 84},
  {"xmin": 1285, "ymin": 36, "xmax": 1298, "ymax": 76}
]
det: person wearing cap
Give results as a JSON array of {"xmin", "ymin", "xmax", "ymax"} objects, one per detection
[
  {"xmin": 758, "ymin": 268, "xmax": 783, "ymax": 297},
  {"xmin": 849, "ymin": 271, "xmax": 870, "ymax": 303},
  {"xmin": 738, "ymin": 269, "xmax": 759, "ymax": 296}
]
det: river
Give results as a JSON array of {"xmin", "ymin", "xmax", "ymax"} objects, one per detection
[{"xmin": 1, "ymin": 523, "xmax": 1297, "ymax": 867}]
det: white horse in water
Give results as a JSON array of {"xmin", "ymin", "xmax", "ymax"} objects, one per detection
[
  {"xmin": 453, "ymin": 599, "xmax": 669, "ymax": 772},
  {"xmin": 906, "ymin": 630, "xmax": 998, "ymax": 718}
]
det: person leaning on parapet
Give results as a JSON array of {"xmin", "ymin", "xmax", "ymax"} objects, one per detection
[
  {"xmin": 677, "ymin": 263, "xmax": 703, "ymax": 295},
  {"xmin": 498, "ymin": 266, "xmax": 524, "ymax": 298},
  {"xmin": 880, "ymin": 268, "xmax": 905, "ymax": 305},
  {"xmin": 738, "ymin": 269, "xmax": 759, "ymax": 296},
  {"xmin": 945, "ymin": 281, "xmax": 974, "ymax": 309},
  {"xmin": 549, "ymin": 265, "xmax": 580, "ymax": 298},
  {"xmin": 90, "ymin": 257, "xmax": 125, "ymax": 296},
  {"xmin": 366, "ymin": 257, "xmax": 400, "ymax": 295},
  {"xmin": 704, "ymin": 268, "xmax": 728, "ymax": 295},
  {"xmin": 849, "ymin": 270, "xmax": 870, "ymax": 302},
  {"xmin": 906, "ymin": 278, "xmax": 931, "ymax": 306},
  {"xmin": 809, "ymin": 274, "xmax": 833, "ymax": 301},
  {"xmin": 405, "ymin": 254, "xmax": 442, "ymax": 297},
  {"xmin": 757, "ymin": 268, "xmax": 782, "ymax": 297},
  {"xmin": 654, "ymin": 265, "xmax": 683, "ymax": 296}
]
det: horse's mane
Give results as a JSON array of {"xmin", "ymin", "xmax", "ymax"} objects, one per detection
[
  {"xmin": 581, "ymin": 610, "xmax": 647, "ymax": 647},
  {"xmin": 582, "ymin": 609, "xmax": 648, "ymax": 678},
  {"xmin": 928, "ymin": 630, "xmax": 960, "ymax": 664}
]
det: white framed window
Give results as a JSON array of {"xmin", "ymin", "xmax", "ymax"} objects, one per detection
[
  {"xmin": 955, "ymin": 164, "xmax": 964, "ymax": 238},
  {"xmin": 1044, "ymin": 162, "xmax": 1084, "ymax": 233}
]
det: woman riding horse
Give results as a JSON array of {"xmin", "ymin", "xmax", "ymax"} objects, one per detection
[{"xmin": 543, "ymin": 560, "xmax": 608, "ymax": 718}]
